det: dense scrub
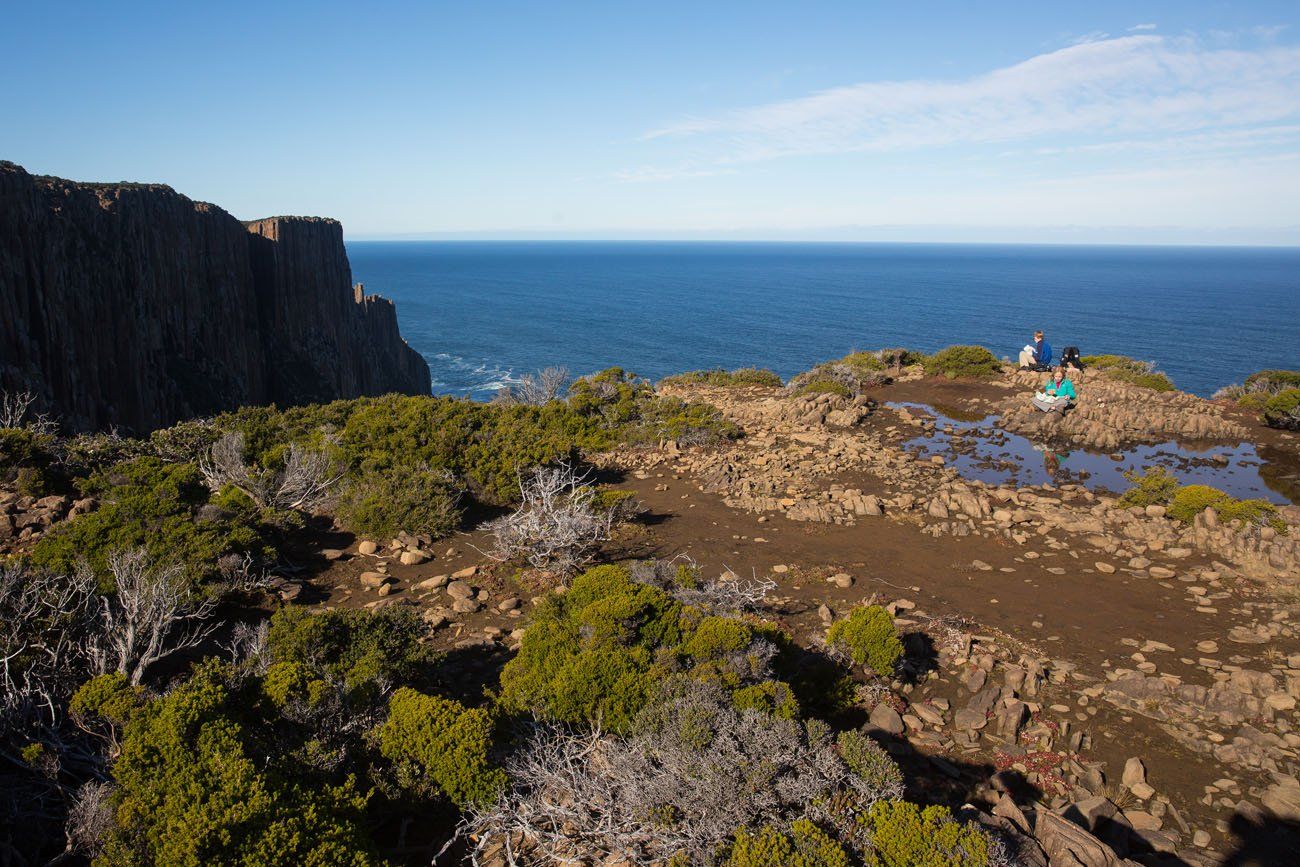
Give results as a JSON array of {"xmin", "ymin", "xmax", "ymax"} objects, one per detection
[
  {"xmin": 1080, "ymin": 354, "xmax": 1175, "ymax": 392},
  {"xmin": 497, "ymin": 564, "xmax": 799, "ymax": 732},
  {"xmin": 922, "ymin": 346, "xmax": 1002, "ymax": 380},
  {"xmin": 1119, "ymin": 467, "xmax": 1285, "ymax": 532},
  {"xmin": 788, "ymin": 351, "xmax": 895, "ymax": 396},
  {"xmin": 662, "ymin": 368, "xmax": 784, "ymax": 388},
  {"xmin": 3, "ymin": 597, "xmax": 504, "ymax": 864}
]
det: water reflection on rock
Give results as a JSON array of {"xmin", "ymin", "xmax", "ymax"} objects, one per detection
[{"xmin": 890, "ymin": 402, "xmax": 1292, "ymax": 505}]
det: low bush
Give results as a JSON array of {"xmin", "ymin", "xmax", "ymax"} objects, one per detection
[
  {"xmin": 826, "ymin": 605, "xmax": 903, "ymax": 676},
  {"xmin": 29, "ymin": 457, "xmax": 274, "ymax": 588},
  {"xmin": 569, "ymin": 367, "xmax": 740, "ymax": 446},
  {"xmin": 1263, "ymin": 388, "xmax": 1300, "ymax": 431},
  {"xmin": 265, "ymin": 605, "xmax": 438, "ymax": 702},
  {"xmin": 1166, "ymin": 484, "xmax": 1283, "ymax": 530},
  {"xmin": 923, "ymin": 345, "xmax": 1002, "ymax": 380},
  {"xmin": 98, "ymin": 662, "xmax": 381, "ymax": 866},
  {"xmin": 377, "ymin": 687, "xmax": 506, "ymax": 807},
  {"xmin": 1081, "ymin": 354, "xmax": 1175, "ymax": 392},
  {"xmin": 1120, "ymin": 470, "xmax": 1284, "ymax": 532},
  {"xmin": 1116, "ymin": 467, "xmax": 1181, "ymax": 509},
  {"xmin": 661, "ymin": 368, "xmax": 784, "ymax": 388},
  {"xmin": 726, "ymin": 820, "xmax": 851, "ymax": 866},
  {"xmin": 333, "ymin": 464, "xmax": 461, "ymax": 539},
  {"xmin": 788, "ymin": 351, "xmax": 892, "ymax": 396},
  {"xmin": 836, "ymin": 728, "xmax": 905, "ymax": 792},
  {"xmin": 864, "ymin": 800, "xmax": 993, "ymax": 867},
  {"xmin": 497, "ymin": 564, "xmax": 797, "ymax": 733},
  {"xmin": 472, "ymin": 679, "xmax": 902, "ymax": 865}
]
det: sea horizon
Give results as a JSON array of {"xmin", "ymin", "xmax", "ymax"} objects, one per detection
[{"xmin": 348, "ymin": 239, "xmax": 1300, "ymax": 402}]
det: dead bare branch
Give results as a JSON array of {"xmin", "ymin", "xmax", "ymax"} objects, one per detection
[
  {"xmin": 494, "ymin": 367, "xmax": 570, "ymax": 406},
  {"xmin": 199, "ymin": 431, "xmax": 342, "ymax": 511},
  {"xmin": 483, "ymin": 463, "xmax": 615, "ymax": 575},
  {"xmin": 87, "ymin": 550, "xmax": 219, "ymax": 686}
]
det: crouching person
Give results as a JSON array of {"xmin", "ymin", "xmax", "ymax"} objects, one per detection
[{"xmin": 1032, "ymin": 366, "xmax": 1076, "ymax": 413}]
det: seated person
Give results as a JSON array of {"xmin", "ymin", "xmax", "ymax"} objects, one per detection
[
  {"xmin": 1031, "ymin": 366, "xmax": 1076, "ymax": 413},
  {"xmin": 1017, "ymin": 330, "xmax": 1052, "ymax": 370}
]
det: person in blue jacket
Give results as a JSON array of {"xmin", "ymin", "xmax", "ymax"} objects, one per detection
[{"xmin": 1018, "ymin": 330, "xmax": 1053, "ymax": 370}]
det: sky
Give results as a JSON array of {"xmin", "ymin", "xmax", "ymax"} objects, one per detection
[{"xmin": 4, "ymin": 1, "xmax": 1300, "ymax": 244}]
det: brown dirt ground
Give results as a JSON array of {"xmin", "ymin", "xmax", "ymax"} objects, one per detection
[{"xmin": 305, "ymin": 376, "xmax": 1300, "ymax": 864}]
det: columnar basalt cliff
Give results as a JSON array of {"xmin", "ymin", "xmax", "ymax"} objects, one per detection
[{"xmin": 0, "ymin": 161, "xmax": 430, "ymax": 432}]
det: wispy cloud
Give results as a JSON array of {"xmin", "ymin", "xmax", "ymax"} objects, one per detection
[
  {"xmin": 1129, "ymin": 23, "xmax": 1158, "ymax": 32},
  {"xmin": 641, "ymin": 34, "xmax": 1300, "ymax": 165}
]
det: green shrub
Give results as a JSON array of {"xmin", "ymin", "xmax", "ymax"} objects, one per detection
[
  {"xmin": 826, "ymin": 606, "xmax": 902, "ymax": 676},
  {"xmin": 1120, "ymin": 471, "xmax": 1285, "ymax": 532},
  {"xmin": 568, "ymin": 367, "xmax": 739, "ymax": 446},
  {"xmin": 1166, "ymin": 484, "xmax": 1231, "ymax": 523},
  {"xmin": 788, "ymin": 351, "xmax": 894, "ymax": 396},
  {"xmin": 1165, "ymin": 484, "xmax": 1282, "ymax": 530},
  {"xmin": 923, "ymin": 346, "xmax": 1002, "ymax": 380},
  {"xmin": 795, "ymin": 378, "xmax": 853, "ymax": 397},
  {"xmin": 15, "ymin": 465, "xmax": 52, "ymax": 497},
  {"xmin": 497, "ymin": 565, "xmax": 796, "ymax": 733},
  {"xmin": 836, "ymin": 729, "xmax": 904, "ymax": 792},
  {"xmin": 1245, "ymin": 369, "xmax": 1300, "ymax": 392},
  {"xmin": 864, "ymin": 801, "xmax": 991, "ymax": 867},
  {"xmin": 334, "ymin": 464, "xmax": 461, "ymax": 539},
  {"xmin": 99, "ymin": 662, "xmax": 380, "ymax": 866},
  {"xmin": 1263, "ymin": 388, "xmax": 1300, "ymax": 430},
  {"xmin": 377, "ymin": 687, "xmax": 506, "ymax": 808},
  {"xmin": 266, "ymin": 606, "xmax": 437, "ymax": 703},
  {"xmin": 29, "ymin": 457, "xmax": 271, "ymax": 587},
  {"xmin": 0, "ymin": 427, "xmax": 55, "ymax": 471},
  {"xmin": 726, "ymin": 820, "xmax": 852, "ymax": 867},
  {"xmin": 1081, "ymin": 354, "xmax": 1175, "ymax": 392},
  {"xmin": 1117, "ymin": 467, "xmax": 1180, "ymax": 509},
  {"xmin": 661, "ymin": 368, "xmax": 783, "ymax": 388},
  {"xmin": 70, "ymin": 673, "xmax": 146, "ymax": 728}
]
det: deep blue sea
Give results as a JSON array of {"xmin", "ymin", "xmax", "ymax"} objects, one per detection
[{"xmin": 347, "ymin": 242, "xmax": 1299, "ymax": 400}]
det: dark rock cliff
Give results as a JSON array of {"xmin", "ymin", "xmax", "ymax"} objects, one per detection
[{"xmin": 0, "ymin": 161, "xmax": 430, "ymax": 432}]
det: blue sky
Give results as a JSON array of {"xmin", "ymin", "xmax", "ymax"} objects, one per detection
[{"xmin": 5, "ymin": 1, "xmax": 1300, "ymax": 243}]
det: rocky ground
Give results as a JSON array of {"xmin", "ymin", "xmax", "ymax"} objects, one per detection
[{"xmin": 9, "ymin": 367, "xmax": 1298, "ymax": 865}]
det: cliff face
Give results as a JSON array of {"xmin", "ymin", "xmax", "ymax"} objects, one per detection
[{"xmin": 0, "ymin": 162, "xmax": 430, "ymax": 432}]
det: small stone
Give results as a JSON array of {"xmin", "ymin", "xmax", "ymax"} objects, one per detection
[
  {"xmin": 1149, "ymin": 566, "xmax": 1176, "ymax": 579},
  {"xmin": 399, "ymin": 550, "xmax": 427, "ymax": 566},
  {"xmin": 446, "ymin": 580, "xmax": 474, "ymax": 600},
  {"xmin": 1095, "ymin": 562, "xmax": 1115, "ymax": 574},
  {"xmin": 869, "ymin": 703, "xmax": 905, "ymax": 735},
  {"xmin": 452, "ymin": 565, "xmax": 479, "ymax": 579},
  {"xmin": 1145, "ymin": 505, "xmax": 1167, "ymax": 518},
  {"xmin": 830, "ymin": 572, "xmax": 853, "ymax": 589},
  {"xmin": 1123, "ymin": 757, "xmax": 1147, "ymax": 788},
  {"xmin": 417, "ymin": 574, "xmax": 450, "ymax": 590},
  {"xmin": 772, "ymin": 564, "xmax": 789, "ymax": 574},
  {"xmin": 1193, "ymin": 830, "xmax": 1211, "ymax": 848},
  {"xmin": 321, "ymin": 548, "xmax": 345, "ymax": 561},
  {"xmin": 357, "ymin": 540, "xmax": 378, "ymax": 555},
  {"xmin": 359, "ymin": 571, "xmax": 391, "ymax": 589},
  {"xmin": 1130, "ymin": 782, "xmax": 1155, "ymax": 800}
]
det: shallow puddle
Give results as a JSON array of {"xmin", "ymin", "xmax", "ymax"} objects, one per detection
[{"xmin": 890, "ymin": 402, "xmax": 1294, "ymax": 505}]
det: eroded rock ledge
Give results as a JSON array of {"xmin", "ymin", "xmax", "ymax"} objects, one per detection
[{"xmin": 0, "ymin": 162, "xmax": 431, "ymax": 432}]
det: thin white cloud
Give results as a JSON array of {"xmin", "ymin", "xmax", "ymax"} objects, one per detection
[
  {"xmin": 1129, "ymin": 23, "xmax": 1158, "ymax": 32},
  {"xmin": 642, "ymin": 35, "xmax": 1300, "ymax": 165}
]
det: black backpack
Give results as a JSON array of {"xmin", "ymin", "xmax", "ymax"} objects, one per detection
[{"xmin": 1061, "ymin": 346, "xmax": 1083, "ymax": 369}]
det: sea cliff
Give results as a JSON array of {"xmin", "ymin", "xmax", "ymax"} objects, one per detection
[{"xmin": 0, "ymin": 161, "xmax": 430, "ymax": 432}]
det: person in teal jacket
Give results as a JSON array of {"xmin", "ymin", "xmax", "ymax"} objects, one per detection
[
  {"xmin": 1032, "ymin": 366, "xmax": 1076, "ymax": 413},
  {"xmin": 1044, "ymin": 367, "xmax": 1076, "ymax": 401}
]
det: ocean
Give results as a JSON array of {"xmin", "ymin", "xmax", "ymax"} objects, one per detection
[{"xmin": 347, "ymin": 241, "xmax": 1300, "ymax": 401}]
